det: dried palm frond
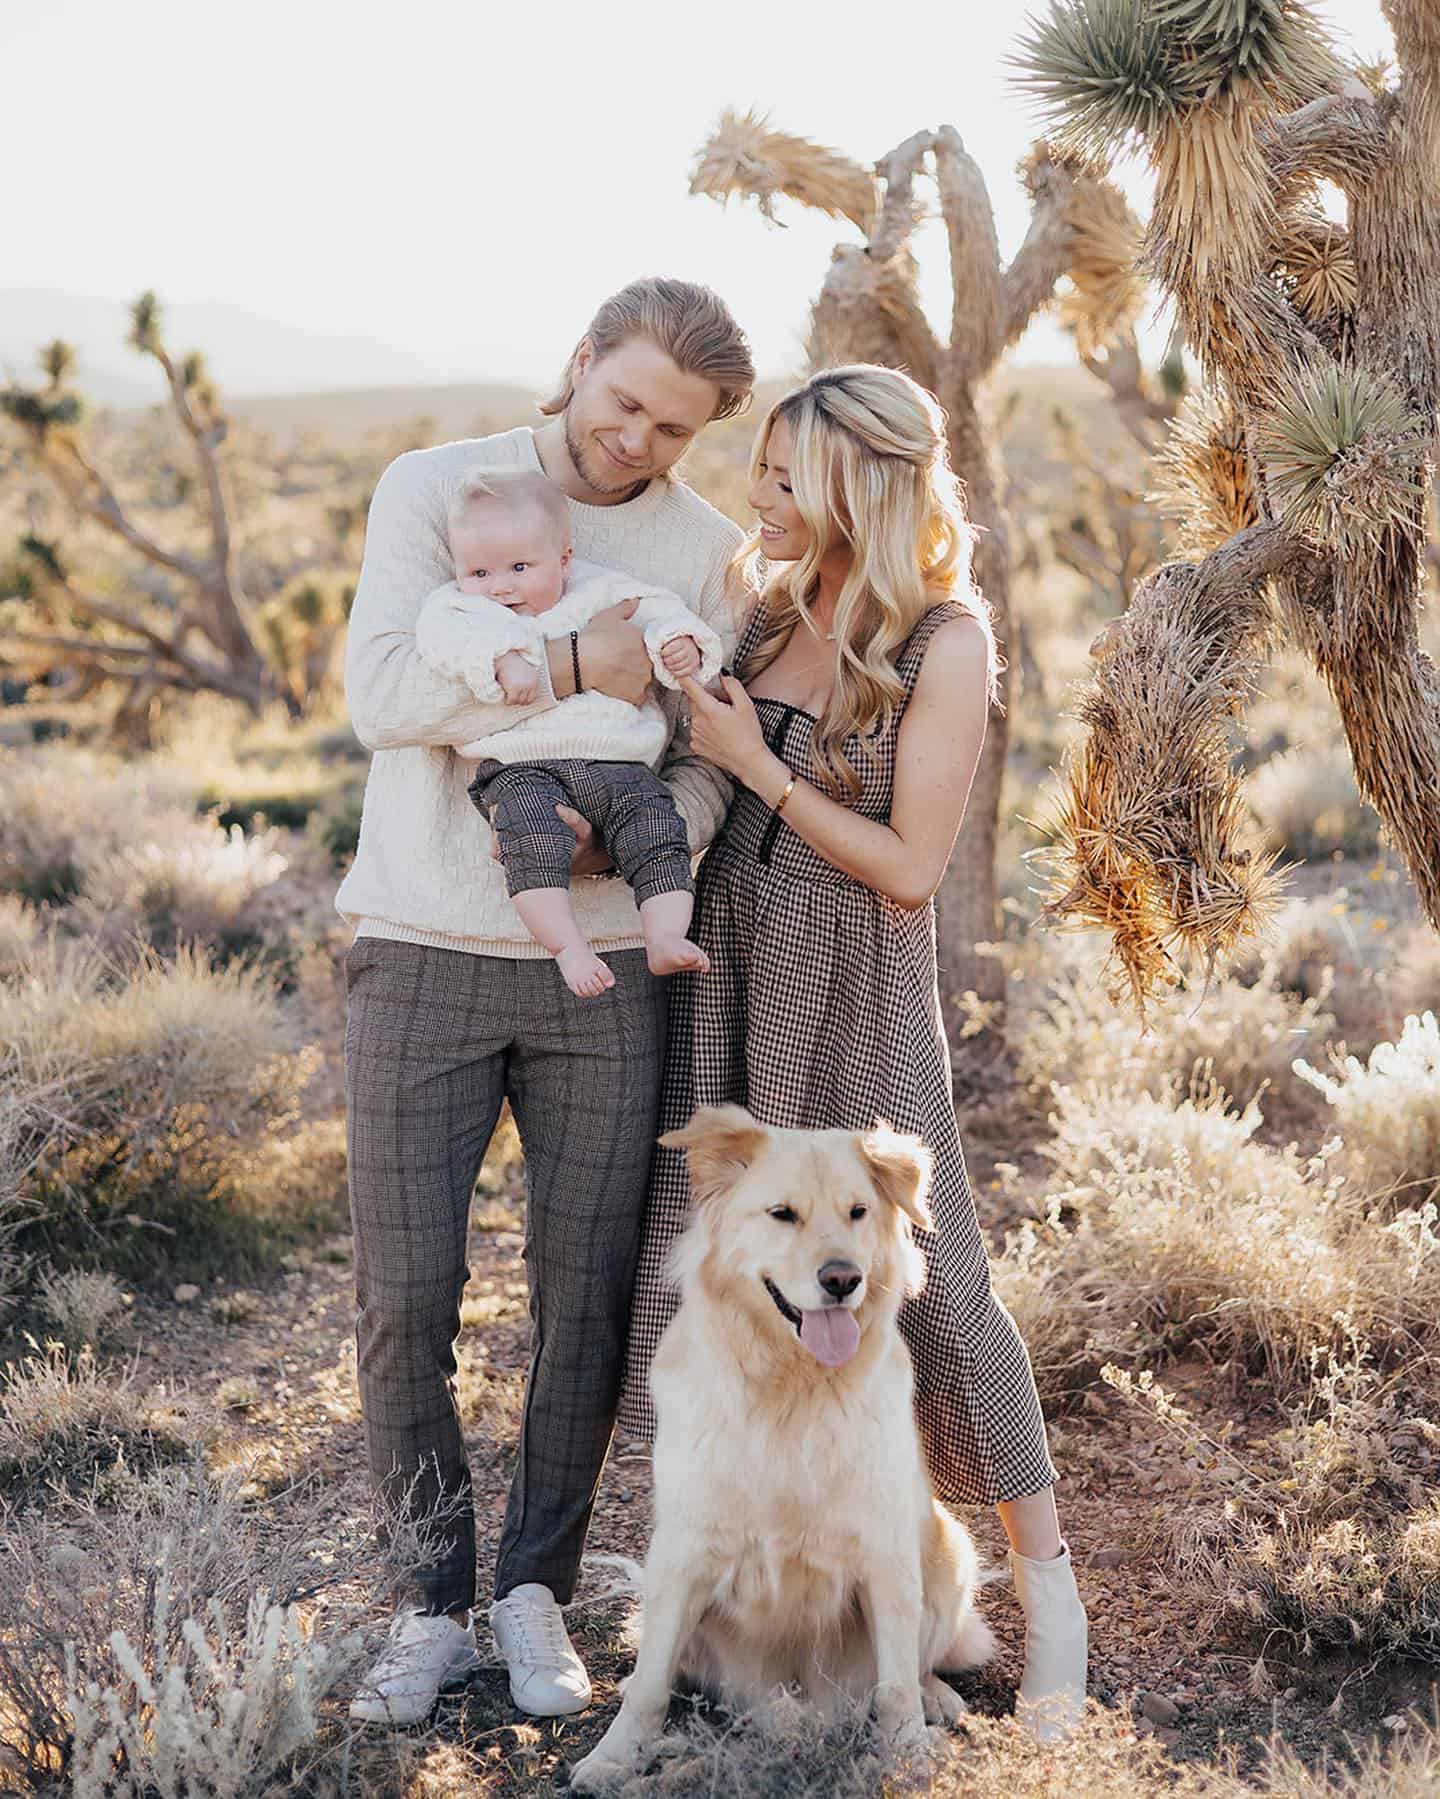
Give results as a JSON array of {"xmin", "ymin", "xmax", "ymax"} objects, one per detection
[
  {"xmin": 1257, "ymin": 358, "xmax": 1430, "ymax": 558},
  {"xmin": 1056, "ymin": 173, "xmax": 1147, "ymax": 353},
  {"xmin": 1148, "ymin": 103, "xmax": 1278, "ymax": 291},
  {"xmin": 1152, "ymin": 388, "xmax": 1259, "ymax": 552},
  {"xmin": 689, "ymin": 109, "xmax": 876, "ymax": 233},
  {"xmin": 1271, "ymin": 213, "xmax": 1359, "ymax": 319}
]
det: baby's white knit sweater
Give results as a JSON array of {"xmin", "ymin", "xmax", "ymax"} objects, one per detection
[
  {"xmin": 414, "ymin": 559, "xmax": 724, "ymax": 764},
  {"xmin": 337, "ymin": 427, "xmax": 744, "ymax": 956}
]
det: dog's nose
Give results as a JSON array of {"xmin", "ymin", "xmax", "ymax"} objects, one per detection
[{"xmin": 818, "ymin": 1260, "xmax": 862, "ymax": 1301}]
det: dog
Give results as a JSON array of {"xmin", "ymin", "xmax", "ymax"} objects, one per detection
[{"xmin": 569, "ymin": 1105, "xmax": 994, "ymax": 1791}]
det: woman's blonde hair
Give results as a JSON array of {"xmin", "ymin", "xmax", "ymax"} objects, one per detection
[
  {"xmin": 539, "ymin": 277, "xmax": 755, "ymax": 422},
  {"xmin": 740, "ymin": 364, "xmax": 998, "ymax": 796}
]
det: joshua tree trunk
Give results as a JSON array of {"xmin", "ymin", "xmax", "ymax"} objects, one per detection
[
  {"xmin": 1016, "ymin": 0, "xmax": 1440, "ymax": 1010},
  {"xmin": 689, "ymin": 114, "xmax": 1147, "ymax": 1062}
]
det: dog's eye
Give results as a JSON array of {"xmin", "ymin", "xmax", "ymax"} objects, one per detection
[
  {"xmin": 767, "ymin": 1205, "xmax": 799, "ymax": 1224},
  {"xmin": 849, "ymin": 1205, "xmax": 869, "ymax": 1221}
]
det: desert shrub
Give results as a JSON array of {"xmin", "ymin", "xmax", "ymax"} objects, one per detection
[
  {"xmin": 0, "ymin": 1465, "xmax": 465, "ymax": 1794},
  {"xmin": 35, "ymin": 1266, "xmax": 129, "ymax": 1349},
  {"xmin": 1295, "ymin": 1013, "xmax": 1440, "ymax": 1207},
  {"xmin": 0, "ymin": 894, "xmax": 42, "ymax": 974},
  {"xmin": 0, "ymin": 1340, "xmax": 203, "ymax": 1495},
  {"xmin": 0, "ymin": 935, "xmax": 321, "ymax": 1281},
  {"xmin": 994, "ymin": 1081, "xmax": 1440, "ymax": 1402},
  {"xmin": 1248, "ymin": 743, "xmax": 1385, "ymax": 863},
  {"xmin": 0, "ymin": 747, "xmax": 195, "ymax": 906},
  {"xmin": 1109, "ymin": 1330, "xmax": 1440, "ymax": 1669},
  {"xmin": 1010, "ymin": 935, "xmax": 1335, "ymax": 1116}
]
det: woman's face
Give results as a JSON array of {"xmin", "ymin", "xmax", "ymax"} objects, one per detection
[{"xmin": 748, "ymin": 414, "xmax": 811, "ymax": 562}]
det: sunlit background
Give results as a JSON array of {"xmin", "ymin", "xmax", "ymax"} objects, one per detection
[{"xmin": 2, "ymin": 0, "xmax": 1399, "ymax": 399}]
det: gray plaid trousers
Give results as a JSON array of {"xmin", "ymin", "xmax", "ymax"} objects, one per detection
[
  {"xmin": 467, "ymin": 758, "xmax": 694, "ymax": 903},
  {"xmin": 344, "ymin": 937, "xmax": 665, "ymax": 1612}
]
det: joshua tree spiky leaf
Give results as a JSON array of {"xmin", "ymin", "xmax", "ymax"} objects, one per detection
[
  {"xmin": 689, "ymin": 109, "xmax": 876, "ymax": 233},
  {"xmin": 129, "ymin": 291, "xmax": 161, "ymax": 354},
  {"xmin": 1152, "ymin": 387, "xmax": 1259, "ymax": 552},
  {"xmin": 1054, "ymin": 168, "xmax": 1147, "ymax": 353},
  {"xmin": 1013, "ymin": 0, "xmax": 1191, "ymax": 159},
  {"xmin": 181, "ymin": 351, "xmax": 207, "ymax": 391},
  {"xmin": 1150, "ymin": 0, "xmax": 1338, "ymax": 104},
  {"xmin": 40, "ymin": 340, "xmax": 75, "ymax": 389},
  {"xmin": 1271, "ymin": 214, "xmax": 1359, "ymax": 319},
  {"xmin": 1257, "ymin": 359, "xmax": 1429, "ymax": 558}
]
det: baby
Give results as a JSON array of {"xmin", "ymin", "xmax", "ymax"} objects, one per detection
[{"xmin": 415, "ymin": 467, "xmax": 724, "ymax": 997}]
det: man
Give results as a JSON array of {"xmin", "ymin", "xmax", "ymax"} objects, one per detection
[{"xmin": 339, "ymin": 277, "xmax": 753, "ymax": 1726}]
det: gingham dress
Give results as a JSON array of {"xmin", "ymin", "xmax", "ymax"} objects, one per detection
[{"xmin": 618, "ymin": 601, "xmax": 1058, "ymax": 1506}]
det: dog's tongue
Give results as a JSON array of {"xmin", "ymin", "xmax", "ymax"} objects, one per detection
[{"xmin": 798, "ymin": 1307, "xmax": 861, "ymax": 1367}]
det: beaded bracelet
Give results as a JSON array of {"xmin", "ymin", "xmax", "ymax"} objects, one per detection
[{"xmin": 569, "ymin": 631, "xmax": 584, "ymax": 695}]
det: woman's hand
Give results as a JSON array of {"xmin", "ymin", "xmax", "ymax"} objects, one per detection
[
  {"xmin": 680, "ymin": 674, "xmax": 779, "ymax": 791},
  {"xmin": 575, "ymin": 599, "xmax": 653, "ymax": 706}
]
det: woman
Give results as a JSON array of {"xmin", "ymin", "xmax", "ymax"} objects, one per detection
[{"xmin": 619, "ymin": 365, "xmax": 1088, "ymax": 1738}]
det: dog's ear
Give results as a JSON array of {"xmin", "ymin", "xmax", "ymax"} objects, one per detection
[
  {"xmin": 661, "ymin": 1104, "xmax": 769, "ymax": 1203},
  {"xmin": 857, "ymin": 1121, "xmax": 933, "ymax": 1231}
]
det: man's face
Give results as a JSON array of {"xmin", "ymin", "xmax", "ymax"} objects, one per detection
[
  {"xmin": 563, "ymin": 336, "xmax": 721, "ymax": 497},
  {"xmin": 451, "ymin": 507, "xmax": 571, "ymax": 614}
]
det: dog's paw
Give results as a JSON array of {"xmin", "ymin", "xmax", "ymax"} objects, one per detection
[
  {"xmin": 565, "ymin": 1750, "xmax": 632, "ymax": 1794},
  {"xmin": 922, "ymin": 1673, "xmax": 968, "ymax": 1726}
]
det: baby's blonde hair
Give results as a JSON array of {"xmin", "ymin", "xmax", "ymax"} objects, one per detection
[
  {"xmin": 740, "ymin": 364, "xmax": 998, "ymax": 797},
  {"xmin": 447, "ymin": 467, "xmax": 571, "ymax": 548}
]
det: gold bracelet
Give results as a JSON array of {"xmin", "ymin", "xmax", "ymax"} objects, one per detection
[{"xmin": 773, "ymin": 774, "xmax": 797, "ymax": 815}]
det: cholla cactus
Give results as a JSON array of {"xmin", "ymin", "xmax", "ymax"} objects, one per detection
[
  {"xmin": 1015, "ymin": 0, "xmax": 1440, "ymax": 1008},
  {"xmin": 690, "ymin": 112, "xmax": 1155, "ymax": 1045}
]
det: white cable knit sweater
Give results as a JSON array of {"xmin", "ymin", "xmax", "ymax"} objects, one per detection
[
  {"xmin": 337, "ymin": 427, "xmax": 744, "ymax": 956},
  {"xmin": 413, "ymin": 559, "xmax": 724, "ymax": 764}
]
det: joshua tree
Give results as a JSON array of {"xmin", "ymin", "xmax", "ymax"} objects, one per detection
[
  {"xmin": 0, "ymin": 293, "xmax": 281, "ymax": 734},
  {"xmin": 1014, "ymin": 0, "xmax": 1440, "ymax": 1010},
  {"xmin": 690, "ymin": 111, "xmax": 1151, "ymax": 1057}
]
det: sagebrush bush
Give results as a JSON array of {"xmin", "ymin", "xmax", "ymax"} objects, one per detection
[
  {"xmin": 1109, "ymin": 1332, "xmax": 1440, "ymax": 1669},
  {"xmin": 0, "ymin": 934, "xmax": 318, "ymax": 1278},
  {"xmin": 1295, "ymin": 1012, "xmax": 1440, "ymax": 1207},
  {"xmin": 0, "ymin": 1340, "xmax": 202, "ymax": 1495},
  {"xmin": 1248, "ymin": 742, "xmax": 1385, "ymax": 862},
  {"xmin": 36, "ymin": 1266, "xmax": 129, "ymax": 1349},
  {"xmin": 1009, "ymin": 934, "xmax": 1335, "ymax": 1115},
  {"xmin": 994, "ymin": 1081, "xmax": 1440, "ymax": 1400},
  {"xmin": 0, "ymin": 1465, "xmax": 464, "ymax": 1793}
]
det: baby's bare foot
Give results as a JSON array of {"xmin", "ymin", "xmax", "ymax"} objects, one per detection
[
  {"xmin": 557, "ymin": 943, "xmax": 616, "ymax": 997},
  {"xmin": 646, "ymin": 937, "xmax": 711, "ymax": 977}
]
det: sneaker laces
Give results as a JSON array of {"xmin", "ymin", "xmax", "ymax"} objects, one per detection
[{"xmin": 501, "ymin": 1598, "xmax": 573, "ymax": 1668}]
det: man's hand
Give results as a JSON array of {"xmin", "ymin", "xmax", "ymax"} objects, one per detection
[
  {"xmin": 575, "ymin": 599, "xmax": 652, "ymax": 706},
  {"xmin": 496, "ymin": 650, "xmax": 539, "ymax": 705},
  {"xmin": 660, "ymin": 635, "xmax": 703, "ymax": 680},
  {"xmin": 557, "ymin": 804, "xmax": 614, "ymax": 876},
  {"xmin": 487, "ymin": 803, "xmax": 614, "ymax": 876}
]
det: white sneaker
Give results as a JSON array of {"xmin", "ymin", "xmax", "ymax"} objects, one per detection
[
  {"xmin": 349, "ymin": 1608, "xmax": 481, "ymax": 1726},
  {"xmin": 490, "ymin": 1582, "xmax": 592, "ymax": 1717}
]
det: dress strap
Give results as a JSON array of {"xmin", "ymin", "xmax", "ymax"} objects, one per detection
[{"xmin": 895, "ymin": 600, "xmax": 971, "ymax": 695}]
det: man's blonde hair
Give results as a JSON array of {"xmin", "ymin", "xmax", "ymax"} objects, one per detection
[
  {"xmin": 739, "ymin": 364, "xmax": 998, "ymax": 798},
  {"xmin": 540, "ymin": 277, "xmax": 755, "ymax": 422},
  {"xmin": 447, "ymin": 466, "xmax": 571, "ymax": 547}
]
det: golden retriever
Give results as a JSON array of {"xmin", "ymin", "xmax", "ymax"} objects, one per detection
[{"xmin": 570, "ymin": 1105, "xmax": 993, "ymax": 1790}]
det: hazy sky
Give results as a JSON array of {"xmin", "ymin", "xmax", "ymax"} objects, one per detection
[{"xmin": 5, "ymin": 0, "xmax": 1398, "ymax": 387}]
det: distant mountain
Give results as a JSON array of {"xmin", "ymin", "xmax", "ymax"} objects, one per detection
[{"xmin": 0, "ymin": 289, "xmax": 473, "ymax": 407}]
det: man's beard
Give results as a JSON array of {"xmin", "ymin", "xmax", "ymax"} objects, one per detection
[{"xmin": 564, "ymin": 411, "xmax": 648, "ymax": 498}]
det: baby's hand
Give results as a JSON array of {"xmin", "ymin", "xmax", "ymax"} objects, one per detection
[
  {"xmin": 497, "ymin": 650, "xmax": 538, "ymax": 705},
  {"xmin": 661, "ymin": 635, "xmax": 703, "ymax": 680}
]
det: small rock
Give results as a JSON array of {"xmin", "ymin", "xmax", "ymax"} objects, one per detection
[
  {"xmin": 1282, "ymin": 1685, "xmax": 1301, "ymax": 1702},
  {"xmin": 1381, "ymin": 1714, "xmax": 1410, "ymax": 1732},
  {"xmin": 1092, "ymin": 1546, "xmax": 1128, "ymax": 1569},
  {"xmin": 1140, "ymin": 1692, "xmax": 1181, "ymax": 1727},
  {"xmin": 1134, "ymin": 1715, "xmax": 1155, "ymax": 1736},
  {"xmin": 1156, "ymin": 1728, "xmax": 1182, "ymax": 1750},
  {"xmin": 173, "ymin": 1283, "xmax": 201, "ymax": 1304}
]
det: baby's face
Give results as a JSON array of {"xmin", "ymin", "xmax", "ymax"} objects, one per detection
[{"xmin": 451, "ymin": 508, "xmax": 570, "ymax": 613}]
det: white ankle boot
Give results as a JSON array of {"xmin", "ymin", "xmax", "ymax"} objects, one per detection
[{"xmin": 1010, "ymin": 1542, "xmax": 1088, "ymax": 1741}]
